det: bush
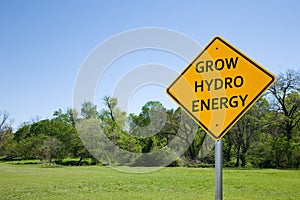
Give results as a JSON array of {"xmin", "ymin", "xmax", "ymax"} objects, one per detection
[{"xmin": 131, "ymin": 148, "xmax": 178, "ymax": 167}]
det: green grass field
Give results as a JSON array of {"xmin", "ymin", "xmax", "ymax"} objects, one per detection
[{"xmin": 0, "ymin": 163, "xmax": 299, "ymax": 200}]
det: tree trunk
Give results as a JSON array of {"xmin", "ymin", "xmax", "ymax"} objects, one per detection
[
  {"xmin": 224, "ymin": 137, "xmax": 232, "ymax": 163},
  {"xmin": 241, "ymin": 153, "xmax": 246, "ymax": 167},
  {"xmin": 188, "ymin": 141, "xmax": 196, "ymax": 160},
  {"xmin": 235, "ymin": 147, "xmax": 240, "ymax": 167},
  {"xmin": 77, "ymin": 156, "xmax": 83, "ymax": 166},
  {"xmin": 286, "ymin": 121, "xmax": 293, "ymax": 141}
]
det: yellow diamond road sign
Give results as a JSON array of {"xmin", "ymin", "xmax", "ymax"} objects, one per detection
[{"xmin": 167, "ymin": 36, "xmax": 276, "ymax": 140}]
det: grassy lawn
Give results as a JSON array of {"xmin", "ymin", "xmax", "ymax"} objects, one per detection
[{"xmin": 0, "ymin": 163, "xmax": 299, "ymax": 200}]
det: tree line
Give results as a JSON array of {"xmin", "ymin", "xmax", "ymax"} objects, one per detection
[{"xmin": 0, "ymin": 70, "xmax": 299, "ymax": 168}]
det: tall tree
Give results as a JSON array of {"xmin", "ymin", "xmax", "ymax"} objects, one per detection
[
  {"xmin": 0, "ymin": 111, "xmax": 14, "ymax": 158},
  {"xmin": 0, "ymin": 111, "xmax": 12, "ymax": 141},
  {"xmin": 99, "ymin": 96, "xmax": 127, "ymax": 143},
  {"xmin": 128, "ymin": 101, "xmax": 167, "ymax": 152},
  {"xmin": 229, "ymin": 98, "xmax": 270, "ymax": 167},
  {"xmin": 81, "ymin": 101, "xmax": 98, "ymax": 119},
  {"xmin": 53, "ymin": 108, "xmax": 91, "ymax": 165},
  {"xmin": 54, "ymin": 108, "xmax": 78, "ymax": 127},
  {"xmin": 164, "ymin": 108, "xmax": 200, "ymax": 161},
  {"xmin": 96, "ymin": 97, "xmax": 141, "ymax": 165},
  {"xmin": 269, "ymin": 69, "xmax": 300, "ymax": 140}
]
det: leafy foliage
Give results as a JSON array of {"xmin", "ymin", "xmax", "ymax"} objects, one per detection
[{"xmin": 0, "ymin": 69, "xmax": 299, "ymax": 168}]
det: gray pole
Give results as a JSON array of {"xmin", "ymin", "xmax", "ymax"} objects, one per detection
[{"xmin": 215, "ymin": 139, "xmax": 223, "ymax": 200}]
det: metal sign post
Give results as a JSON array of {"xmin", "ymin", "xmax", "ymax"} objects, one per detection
[{"xmin": 215, "ymin": 139, "xmax": 223, "ymax": 200}]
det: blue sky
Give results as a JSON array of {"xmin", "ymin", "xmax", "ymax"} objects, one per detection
[{"xmin": 1, "ymin": 0, "xmax": 300, "ymax": 128}]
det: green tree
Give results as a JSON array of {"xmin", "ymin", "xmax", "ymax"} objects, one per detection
[
  {"xmin": 14, "ymin": 116, "xmax": 85, "ymax": 163},
  {"xmin": 128, "ymin": 101, "xmax": 167, "ymax": 152},
  {"xmin": 163, "ymin": 108, "xmax": 201, "ymax": 161},
  {"xmin": 81, "ymin": 101, "xmax": 98, "ymax": 119},
  {"xmin": 269, "ymin": 69, "xmax": 300, "ymax": 140},
  {"xmin": 229, "ymin": 98, "xmax": 270, "ymax": 167},
  {"xmin": 53, "ymin": 108, "xmax": 92, "ymax": 165},
  {"xmin": 0, "ymin": 111, "xmax": 13, "ymax": 155},
  {"xmin": 268, "ymin": 69, "xmax": 300, "ymax": 167},
  {"xmin": 102, "ymin": 97, "xmax": 142, "ymax": 153},
  {"xmin": 54, "ymin": 108, "xmax": 78, "ymax": 127},
  {"xmin": 99, "ymin": 96, "xmax": 128, "ymax": 143},
  {"xmin": 0, "ymin": 132, "xmax": 17, "ymax": 159}
]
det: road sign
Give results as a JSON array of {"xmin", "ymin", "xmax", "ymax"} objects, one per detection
[{"xmin": 167, "ymin": 36, "xmax": 276, "ymax": 140}]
